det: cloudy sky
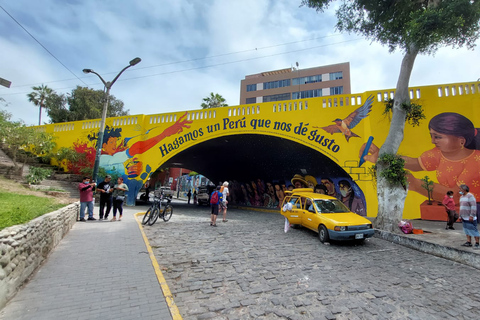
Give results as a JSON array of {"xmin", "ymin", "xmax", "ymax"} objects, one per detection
[{"xmin": 1, "ymin": 0, "xmax": 479, "ymax": 126}]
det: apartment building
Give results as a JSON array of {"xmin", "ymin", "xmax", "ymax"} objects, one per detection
[{"xmin": 239, "ymin": 62, "xmax": 351, "ymax": 104}]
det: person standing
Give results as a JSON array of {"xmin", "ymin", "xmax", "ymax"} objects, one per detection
[
  {"xmin": 210, "ymin": 186, "xmax": 223, "ymax": 227},
  {"xmin": 193, "ymin": 190, "xmax": 197, "ymax": 205},
  {"xmin": 97, "ymin": 175, "xmax": 113, "ymax": 220},
  {"xmin": 220, "ymin": 181, "xmax": 229, "ymax": 222},
  {"xmin": 111, "ymin": 177, "xmax": 129, "ymax": 222},
  {"xmin": 78, "ymin": 176, "xmax": 96, "ymax": 221},
  {"xmin": 442, "ymin": 190, "xmax": 458, "ymax": 230},
  {"xmin": 459, "ymin": 184, "xmax": 479, "ymax": 248},
  {"xmin": 187, "ymin": 189, "xmax": 192, "ymax": 204}
]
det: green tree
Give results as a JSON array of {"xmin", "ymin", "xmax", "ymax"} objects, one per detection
[
  {"xmin": 44, "ymin": 92, "xmax": 69, "ymax": 123},
  {"xmin": 302, "ymin": 0, "xmax": 480, "ymax": 232},
  {"xmin": 45, "ymin": 86, "xmax": 129, "ymax": 123},
  {"xmin": 0, "ymin": 114, "xmax": 56, "ymax": 172},
  {"xmin": 27, "ymin": 84, "xmax": 54, "ymax": 125},
  {"xmin": 201, "ymin": 92, "xmax": 228, "ymax": 109}
]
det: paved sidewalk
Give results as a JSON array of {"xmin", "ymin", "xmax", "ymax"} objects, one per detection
[
  {"xmin": 373, "ymin": 218, "xmax": 480, "ymax": 270},
  {"xmin": 0, "ymin": 206, "xmax": 172, "ymax": 320}
]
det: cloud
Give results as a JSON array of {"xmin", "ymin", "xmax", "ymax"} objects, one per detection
[{"xmin": 0, "ymin": 0, "xmax": 479, "ymax": 126}]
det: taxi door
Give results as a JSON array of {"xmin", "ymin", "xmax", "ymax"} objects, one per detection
[
  {"xmin": 301, "ymin": 197, "xmax": 318, "ymax": 231},
  {"xmin": 285, "ymin": 196, "xmax": 302, "ymax": 225}
]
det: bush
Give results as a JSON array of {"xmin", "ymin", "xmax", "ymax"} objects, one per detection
[{"xmin": 26, "ymin": 167, "xmax": 53, "ymax": 185}]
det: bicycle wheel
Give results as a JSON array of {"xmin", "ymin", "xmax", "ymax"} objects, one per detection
[
  {"xmin": 142, "ymin": 207, "xmax": 153, "ymax": 225},
  {"xmin": 162, "ymin": 205, "xmax": 173, "ymax": 222},
  {"xmin": 148, "ymin": 207, "xmax": 160, "ymax": 226}
]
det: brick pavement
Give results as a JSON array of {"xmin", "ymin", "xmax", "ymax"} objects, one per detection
[
  {"xmin": 2, "ymin": 198, "xmax": 480, "ymax": 320},
  {"xmin": 0, "ymin": 206, "xmax": 172, "ymax": 320},
  {"xmin": 143, "ymin": 203, "xmax": 480, "ymax": 320}
]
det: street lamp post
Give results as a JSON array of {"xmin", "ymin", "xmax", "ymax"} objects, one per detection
[{"xmin": 82, "ymin": 57, "xmax": 141, "ymax": 184}]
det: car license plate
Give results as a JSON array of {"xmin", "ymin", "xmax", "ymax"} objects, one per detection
[{"xmin": 355, "ymin": 233, "xmax": 364, "ymax": 239}]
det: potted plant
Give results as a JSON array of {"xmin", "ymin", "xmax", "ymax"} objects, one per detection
[{"xmin": 420, "ymin": 176, "xmax": 434, "ymax": 205}]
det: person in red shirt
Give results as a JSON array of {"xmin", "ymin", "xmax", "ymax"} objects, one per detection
[
  {"xmin": 442, "ymin": 190, "xmax": 458, "ymax": 230},
  {"xmin": 78, "ymin": 176, "xmax": 96, "ymax": 221}
]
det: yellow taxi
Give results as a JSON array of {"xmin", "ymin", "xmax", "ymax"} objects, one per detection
[{"xmin": 281, "ymin": 188, "xmax": 374, "ymax": 243}]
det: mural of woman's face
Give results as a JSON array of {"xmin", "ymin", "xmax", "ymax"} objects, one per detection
[
  {"xmin": 339, "ymin": 183, "xmax": 352, "ymax": 198},
  {"xmin": 103, "ymin": 137, "xmax": 118, "ymax": 155},
  {"xmin": 429, "ymin": 129, "xmax": 466, "ymax": 153},
  {"xmin": 294, "ymin": 181, "xmax": 303, "ymax": 188}
]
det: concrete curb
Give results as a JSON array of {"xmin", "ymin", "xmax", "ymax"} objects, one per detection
[
  {"xmin": 133, "ymin": 212, "xmax": 183, "ymax": 320},
  {"xmin": 374, "ymin": 229, "xmax": 480, "ymax": 270}
]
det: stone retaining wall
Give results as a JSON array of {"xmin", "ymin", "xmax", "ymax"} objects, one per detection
[{"xmin": 0, "ymin": 202, "xmax": 79, "ymax": 309}]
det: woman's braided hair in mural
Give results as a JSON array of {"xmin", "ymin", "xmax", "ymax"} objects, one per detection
[
  {"xmin": 429, "ymin": 112, "xmax": 480, "ymax": 150},
  {"xmin": 88, "ymin": 126, "xmax": 124, "ymax": 149}
]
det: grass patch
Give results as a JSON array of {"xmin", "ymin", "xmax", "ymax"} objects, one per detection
[{"xmin": 0, "ymin": 191, "xmax": 65, "ymax": 230}]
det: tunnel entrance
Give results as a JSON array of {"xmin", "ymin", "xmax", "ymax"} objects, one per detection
[
  {"xmin": 156, "ymin": 134, "xmax": 366, "ymax": 215},
  {"xmin": 160, "ymin": 134, "xmax": 348, "ymax": 184}
]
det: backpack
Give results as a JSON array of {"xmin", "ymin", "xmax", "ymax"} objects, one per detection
[{"xmin": 210, "ymin": 191, "xmax": 219, "ymax": 204}]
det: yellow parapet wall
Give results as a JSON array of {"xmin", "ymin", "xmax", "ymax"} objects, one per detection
[{"xmin": 40, "ymin": 81, "xmax": 480, "ymax": 220}]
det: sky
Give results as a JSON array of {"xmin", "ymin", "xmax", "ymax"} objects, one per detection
[{"xmin": 0, "ymin": 0, "xmax": 479, "ymax": 126}]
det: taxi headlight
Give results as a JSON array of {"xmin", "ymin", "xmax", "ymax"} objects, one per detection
[
  {"xmin": 334, "ymin": 226, "xmax": 347, "ymax": 231},
  {"xmin": 367, "ymin": 224, "xmax": 373, "ymax": 229}
]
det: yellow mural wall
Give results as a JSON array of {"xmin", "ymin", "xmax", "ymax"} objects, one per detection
[{"xmin": 37, "ymin": 81, "xmax": 480, "ymax": 218}]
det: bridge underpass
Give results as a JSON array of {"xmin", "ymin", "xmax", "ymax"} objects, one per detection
[
  {"xmin": 159, "ymin": 134, "xmax": 347, "ymax": 186},
  {"xmin": 40, "ymin": 81, "xmax": 480, "ymax": 219}
]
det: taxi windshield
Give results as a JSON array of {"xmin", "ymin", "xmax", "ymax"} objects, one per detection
[{"xmin": 314, "ymin": 199, "xmax": 350, "ymax": 213}]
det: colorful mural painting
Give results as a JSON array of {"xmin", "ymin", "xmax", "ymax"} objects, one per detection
[
  {"xmin": 226, "ymin": 175, "xmax": 366, "ymax": 215},
  {"xmin": 40, "ymin": 81, "xmax": 480, "ymax": 220}
]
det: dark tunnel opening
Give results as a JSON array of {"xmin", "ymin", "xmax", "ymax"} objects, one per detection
[{"xmin": 159, "ymin": 134, "xmax": 349, "ymax": 186}]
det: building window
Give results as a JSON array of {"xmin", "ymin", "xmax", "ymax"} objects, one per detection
[
  {"xmin": 263, "ymin": 79, "xmax": 291, "ymax": 90},
  {"xmin": 329, "ymin": 72, "xmax": 343, "ymax": 80},
  {"xmin": 330, "ymin": 86, "xmax": 344, "ymax": 95},
  {"xmin": 247, "ymin": 84, "xmax": 257, "ymax": 92},
  {"xmin": 263, "ymin": 93, "xmax": 291, "ymax": 102},
  {"xmin": 245, "ymin": 97, "xmax": 256, "ymax": 104},
  {"xmin": 292, "ymin": 89, "xmax": 322, "ymax": 99},
  {"xmin": 293, "ymin": 75, "xmax": 322, "ymax": 85}
]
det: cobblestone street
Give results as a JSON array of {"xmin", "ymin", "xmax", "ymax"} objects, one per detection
[{"xmin": 143, "ymin": 202, "xmax": 480, "ymax": 320}]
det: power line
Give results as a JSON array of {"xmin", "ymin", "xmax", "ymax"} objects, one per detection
[
  {"xmin": 0, "ymin": 4, "xmax": 88, "ymax": 86},
  {"xmin": 120, "ymin": 38, "xmax": 363, "ymax": 82},
  {"xmin": 0, "ymin": 38, "xmax": 362, "ymax": 97},
  {"xmin": 2, "ymin": 34, "xmax": 343, "ymax": 90}
]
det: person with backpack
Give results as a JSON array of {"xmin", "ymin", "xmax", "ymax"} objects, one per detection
[{"xmin": 210, "ymin": 186, "xmax": 223, "ymax": 227}]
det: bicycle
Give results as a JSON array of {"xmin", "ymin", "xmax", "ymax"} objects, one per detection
[{"xmin": 142, "ymin": 191, "xmax": 173, "ymax": 226}]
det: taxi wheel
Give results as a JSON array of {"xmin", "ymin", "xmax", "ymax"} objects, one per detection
[{"xmin": 318, "ymin": 225, "xmax": 329, "ymax": 243}]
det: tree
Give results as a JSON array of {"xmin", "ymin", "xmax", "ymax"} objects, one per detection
[
  {"xmin": 302, "ymin": 0, "xmax": 480, "ymax": 232},
  {"xmin": 201, "ymin": 92, "xmax": 228, "ymax": 109},
  {"xmin": 0, "ymin": 111, "xmax": 56, "ymax": 173},
  {"xmin": 44, "ymin": 86, "xmax": 129, "ymax": 123},
  {"xmin": 27, "ymin": 84, "xmax": 54, "ymax": 125}
]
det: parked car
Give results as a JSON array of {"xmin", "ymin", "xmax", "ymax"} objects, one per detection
[
  {"xmin": 281, "ymin": 188, "xmax": 374, "ymax": 243},
  {"xmin": 196, "ymin": 186, "xmax": 214, "ymax": 205},
  {"xmin": 155, "ymin": 186, "xmax": 174, "ymax": 198}
]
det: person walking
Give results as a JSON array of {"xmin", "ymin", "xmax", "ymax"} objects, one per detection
[
  {"xmin": 442, "ymin": 190, "xmax": 458, "ymax": 230},
  {"xmin": 459, "ymin": 184, "xmax": 479, "ymax": 248},
  {"xmin": 78, "ymin": 176, "xmax": 96, "ymax": 221},
  {"xmin": 111, "ymin": 177, "xmax": 129, "ymax": 222},
  {"xmin": 187, "ymin": 189, "xmax": 192, "ymax": 204},
  {"xmin": 219, "ymin": 181, "xmax": 229, "ymax": 222},
  {"xmin": 210, "ymin": 186, "xmax": 223, "ymax": 227},
  {"xmin": 97, "ymin": 175, "xmax": 113, "ymax": 220}
]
